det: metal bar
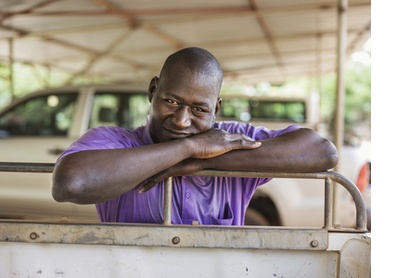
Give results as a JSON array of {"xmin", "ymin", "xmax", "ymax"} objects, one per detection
[
  {"xmin": 0, "ymin": 162, "xmax": 54, "ymax": 173},
  {"xmin": 0, "ymin": 162, "xmax": 367, "ymax": 231},
  {"xmin": 323, "ymin": 178, "xmax": 334, "ymax": 230},
  {"xmin": 197, "ymin": 170, "xmax": 366, "ymax": 231},
  {"xmin": 163, "ymin": 177, "xmax": 173, "ymax": 225},
  {"xmin": 0, "ymin": 221, "xmax": 328, "ymax": 250}
]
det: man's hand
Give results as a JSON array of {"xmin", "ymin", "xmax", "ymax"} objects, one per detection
[
  {"xmin": 136, "ymin": 129, "xmax": 262, "ymax": 193},
  {"xmin": 188, "ymin": 128, "xmax": 262, "ymax": 159}
]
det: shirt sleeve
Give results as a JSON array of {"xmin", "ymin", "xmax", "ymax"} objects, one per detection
[
  {"xmin": 55, "ymin": 126, "xmax": 135, "ymax": 163},
  {"xmin": 214, "ymin": 121, "xmax": 302, "ymax": 140}
]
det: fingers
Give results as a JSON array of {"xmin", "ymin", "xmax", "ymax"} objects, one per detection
[
  {"xmin": 132, "ymin": 176, "xmax": 160, "ymax": 193},
  {"xmin": 230, "ymin": 134, "xmax": 262, "ymax": 149},
  {"xmin": 241, "ymin": 140, "xmax": 262, "ymax": 148},
  {"xmin": 132, "ymin": 182, "xmax": 143, "ymax": 191},
  {"xmin": 139, "ymin": 176, "xmax": 163, "ymax": 193},
  {"xmin": 139, "ymin": 183, "xmax": 157, "ymax": 193},
  {"xmin": 134, "ymin": 132, "xmax": 261, "ymax": 193}
]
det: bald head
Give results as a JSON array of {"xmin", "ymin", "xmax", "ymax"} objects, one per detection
[
  {"xmin": 147, "ymin": 47, "xmax": 224, "ymax": 143},
  {"xmin": 159, "ymin": 47, "xmax": 223, "ymax": 92}
]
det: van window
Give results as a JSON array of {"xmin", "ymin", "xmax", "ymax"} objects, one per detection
[
  {"xmin": 89, "ymin": 93, "xmax": 148, "ymax": 129},
  {"xmin": 0, "ymin": 93, "xmax": 78, "ymax": 137},
  {"xmin": 249, "ymin": 101, "xmax": 306, "ymax": 123},
  {"xmin": 219, "ymin": 98, "xmax": 306, "ymax": 123},
  {"xmin": 219, "ymin": 98, "xmax": 250, "ymax": 121}
]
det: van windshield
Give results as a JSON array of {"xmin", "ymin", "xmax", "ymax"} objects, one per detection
[{"xmin": 0, "ymin": 93, "xmax": 78, "ymax": 137}]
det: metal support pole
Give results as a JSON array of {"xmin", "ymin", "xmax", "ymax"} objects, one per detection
[
  {"xmin": 334, "ymin": 0, "xmax": 347, "ymax": 159},
  {"xmin": 163, "ymin": 177, "xmax": 173, "ymax": 225},
  {"xmin": 323, "ymin": 178, "xmax": 334, "ymax": 229},
  {"xmin": 333, "ymin": 0, "xmax": 348, "ymax": 225}
]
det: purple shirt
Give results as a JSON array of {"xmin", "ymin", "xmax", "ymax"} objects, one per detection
[{"xmin": 57, "ymin": 120, "xmax": 300, "ymax": 225}]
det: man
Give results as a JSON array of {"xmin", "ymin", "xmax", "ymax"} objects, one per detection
[{"xmin": 52, "ymin": 47, "xmax": 338, "ymax": 225}]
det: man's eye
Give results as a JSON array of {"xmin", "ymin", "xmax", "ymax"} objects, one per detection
[
  {"xmin": 193, "ymin": 107, "xmax": 204, "ymax": 112},
  {"xmin": 166, "ymin": 99, "xmax": 178, "ymax": 105}
]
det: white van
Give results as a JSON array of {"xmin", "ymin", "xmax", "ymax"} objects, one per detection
[
  {"xmin": 0, "ymin": 84, "xmax": 149, "ymax": 221},
  {"xmin": 0, "ymin": 86, "xmax": 370, "ymax": 229}
]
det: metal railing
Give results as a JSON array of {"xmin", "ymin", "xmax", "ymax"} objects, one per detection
[{"xmin": 0, "ymin": 162, "xmax": 367, "ymax": 231}]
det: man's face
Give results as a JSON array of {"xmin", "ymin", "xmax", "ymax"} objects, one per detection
[{"xmin": 148, "ymin": 69, "xmax": 221, "ymax": 143}]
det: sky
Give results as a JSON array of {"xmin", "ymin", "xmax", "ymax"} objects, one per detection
[{"xmin": 351, "ymin": 38, "xmax": 371, "ymax": 66}]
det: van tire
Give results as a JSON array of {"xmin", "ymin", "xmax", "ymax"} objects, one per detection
[
  {"xmin": 245, "ymin": 196, "xmax": 281, "ymax": 226},
  {"xmin": 245, "ymin": 207, "xmax": 271, "ymax": 226}
]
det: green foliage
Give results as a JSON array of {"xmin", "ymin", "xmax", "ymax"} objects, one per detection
[{"xmin": 318, "ymin": 57, "xmax": 371, "ymax": 140}]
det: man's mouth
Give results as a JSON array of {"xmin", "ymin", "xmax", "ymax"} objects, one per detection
[{"xmin": 164, "ymin": 127, "xmax": 191, "ymax": 139}]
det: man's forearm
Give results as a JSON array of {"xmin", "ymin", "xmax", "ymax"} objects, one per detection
[
  {"xmin": 202, "ymin": 128, "xmax": 338, "ymax": 173},
  {"xmin": 52, "ymin": 128, "xmax": 264, "ymax": 204},
  {"xmin": 52, "ymin": 139, "xmax": 195, "ymax": 204},
  {"xmin": 137, "ymin": 128, "xmax": 338, "ymax": 193}
]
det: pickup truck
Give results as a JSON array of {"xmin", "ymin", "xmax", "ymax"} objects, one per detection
[{"xmin": 0, "ymin": 84, "xmax": 370, "ymax": 229}]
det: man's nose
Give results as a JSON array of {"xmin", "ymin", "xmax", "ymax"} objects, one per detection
[{"xmin": 172, "ymin": 106, "xmax": 191, "ymax": 128}]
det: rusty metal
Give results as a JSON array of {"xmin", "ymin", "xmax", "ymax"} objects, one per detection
[{"xmin": 0, "ymin": 221, "xmax": 328, "ymax": 250}]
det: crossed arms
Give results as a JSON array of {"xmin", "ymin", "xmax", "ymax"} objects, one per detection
[{"xmin": 52, "ymin": 128, "xmax": 338, "ymax": 204}]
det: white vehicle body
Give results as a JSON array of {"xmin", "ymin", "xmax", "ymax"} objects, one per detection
[
  {"xmin": 0, "ymin": 221, "xmax": 371, "ymax": 278},
  {"xmin": 0, "ymin": 85, "xmax": 370, "ymax": 229},
  {"xmin": 0, "ymin": 167, "xmax": 371, "ymax": 277}
]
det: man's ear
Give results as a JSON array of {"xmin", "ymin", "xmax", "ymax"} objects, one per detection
[
  {"xmin": 214, "ymin": 97, "xmax": 222, "ymax": 118},
  {"xmin": 148, "ymin": 76, "xmax": 159, "ymax": 102}
]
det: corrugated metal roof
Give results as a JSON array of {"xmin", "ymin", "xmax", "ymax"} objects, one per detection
[{"xmin": 0, "ymin": 0, "xmax": 370, "ymax": 85}]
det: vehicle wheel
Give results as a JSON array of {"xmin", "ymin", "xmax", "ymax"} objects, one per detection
[
  {"xmin": 245, "ymin": 196, "xmax": 281, "ymax": 226},
  {"xmin": 244, "ymin": 207, "xmax": 271, "ymax": 226}
]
